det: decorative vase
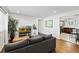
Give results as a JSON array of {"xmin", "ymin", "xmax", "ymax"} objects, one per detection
[{"xmin": 10, "ymin": 33, "xmax": 15, "ymax": 43}]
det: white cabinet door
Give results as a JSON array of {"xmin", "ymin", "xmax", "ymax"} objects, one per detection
[{"xmin": 61, "ymin": 33, "xmax": 76, "ymax": 43}]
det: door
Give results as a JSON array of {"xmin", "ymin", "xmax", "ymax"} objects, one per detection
[{"xmin": 38, "ymin": 19, "xmax": 43, "ymax": 33}]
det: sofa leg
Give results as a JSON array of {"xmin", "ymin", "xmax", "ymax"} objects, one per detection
[{"xmin": 48, "ymin": 48, "xmax": 56, "ymax": 53}]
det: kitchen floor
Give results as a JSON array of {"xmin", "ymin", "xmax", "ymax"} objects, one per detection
[
  {"xmin": 9, "ymin": 36, "xmax": 29, "ymax": 43},
  {"xmin": 56, "ymin": 39, "xmax": 79, "ymax": 53}
]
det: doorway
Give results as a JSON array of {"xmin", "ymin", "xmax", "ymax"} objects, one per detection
[
  {"xmin": 59, "ymin": 16, "xmax": 79, "ymax": 45},
  {"xmin": 38, "ymin": 19, "xmax": 43, "ymax": 33}
]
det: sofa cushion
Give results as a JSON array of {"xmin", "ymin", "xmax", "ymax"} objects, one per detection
[
  {"xmin": 28, "ymin": 35, "xmax": 44, "ymax": 44},
  {"xmin": 44, "ymin": 34, "xmax": 52, "ymax": 39},
  {"xmin": 38, "ymin": 33, "xmax": 52, "ymax": 40},
  {"xmin": 4, "ymin": 39, "xmax": 29, "ymax": 52}
]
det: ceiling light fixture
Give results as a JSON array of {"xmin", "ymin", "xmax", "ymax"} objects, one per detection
[
  {"xmin": 16, "ymin": 10, "xmax": 20, "ymax": 13},
  {"xmin": 53, "ymin": 11, "xmax": 56, "ymax": 13},
  {"xmin": 32, "ymin": 17, "xmax": 35, "ymax": 18},
  {"xmin": 42, "ymin": 16, "xmax": 45, "ymax": 18}
]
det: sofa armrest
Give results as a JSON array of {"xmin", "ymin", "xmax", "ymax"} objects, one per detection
[{"xmin": 4, "ymin": 39, "xmax": 29, "ymax": 52}]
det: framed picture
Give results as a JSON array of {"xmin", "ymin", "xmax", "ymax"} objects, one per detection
[{"xmin": 45, "ymin": 20, "xmax": 53, "ymax": 28}]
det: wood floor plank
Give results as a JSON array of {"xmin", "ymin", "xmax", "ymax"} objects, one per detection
[{"xmin": 56, "ymin": 39, "xmax": 79, "ymax": 53}]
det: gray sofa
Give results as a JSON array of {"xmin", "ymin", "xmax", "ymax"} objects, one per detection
[{"xmin": 4, "ymin": 34, "xmax": 56, "ymax": 53}]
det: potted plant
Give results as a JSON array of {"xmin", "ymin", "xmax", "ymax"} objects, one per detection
[{"xmin": 8, "ymin": 16, "xmax": 18, "ymax": 43}]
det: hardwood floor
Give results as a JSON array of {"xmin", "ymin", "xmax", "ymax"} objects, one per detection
[
  {"xmin": 56, "ymin": 39, "xmax": 79, "ymax": 53},
  {"xmin": 9, "ymin": 36, "xmax": 29, "ymax": 43},
  {"xmin": 13, "ymin": 36, "xmax": 29, "ymax": 43}
]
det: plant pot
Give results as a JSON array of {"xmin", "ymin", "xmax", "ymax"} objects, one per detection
[{"xmin": 10, "ymin": 33, "xmax": 15, "ymax": 43}]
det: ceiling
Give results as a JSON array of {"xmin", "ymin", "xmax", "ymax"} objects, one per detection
[{"xmin": 3, "ymin": 6, "xmax": 79, "ymax": 17}]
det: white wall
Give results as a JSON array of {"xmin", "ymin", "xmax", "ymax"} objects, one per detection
[
  {"xmin": 10, "ymin": 14, "xmax": 35, "ymax": 27},
  {"xmin": 32, "ymin": 18, "xmax": 38, "ymax": 35},
  {"xmin": 0, "ymin": 10, "xmax": 8, "ymax": 48},
  {"xmin": 10, "ymin": 14, "xmax": 38, "ymax": 35},
  {"xmin": 0, "ymin": 11, "xmax": 5, "ymax": 48},
  {"xmin": 10, "ymin": 10, "xmax": 79, "ymax": 39},
  {"xmin": 4, "ymin": 13, "xmax": 8, "ymax": 44},
  {"xmin": 39, "ymin": 15, "xmax": 60, "ymax": 39},
  {"xmin": 38, "ymin": 10, "xmax": 79, "ymax": 39},
  {"xmin": 38, "ymin": 19, "xmax": 43, "ymax": 33},
  {"xmin": 74, "ymin": 16, "xmax": 79, "ymax": 29}
]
